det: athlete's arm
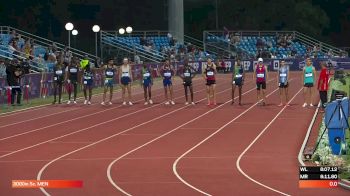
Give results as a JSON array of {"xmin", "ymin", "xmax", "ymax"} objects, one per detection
[
  {"xmin": 313, "ymin": 66, "xmax": 317, "ymax": 86},
  {"xmin": 129, "ymin": 66, "xmax": 133, "ymax": 82},
  {"xmin": 253, "ymin": 66, "xmax": 256, "ymax": 81},
  {"xmin": 265, "ymin": 65, "xmax": 268, "ymax": 81},
  {"xmin": 302, "ymin": 67, "xmax": 305, "ymax": 85}
]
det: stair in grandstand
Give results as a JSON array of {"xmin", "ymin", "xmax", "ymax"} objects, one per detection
[
  {"xmin": 0, "ymin": 26, "xmax": 96, "ymax": 72},
  {"xmin": 100, "ymin": 30, "xmax": 166, "ymax": 63},
  {"xmin": 204, "ymin": 30, "xmax": 348, "ymax": 59}
]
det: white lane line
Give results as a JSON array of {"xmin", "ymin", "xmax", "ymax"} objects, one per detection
[
  {"xmin": 107, "ymin": 80, "xmax": 275, "ymax": 196},
  {"xmin": 0, "ymin": 82, "xmax": 215, "ymax": 159},
  {"xmin": 235, "ymin": 88, "xmax": 303, "ymax": 196},
  {"xmin": 0, "ymin": 108, "xmax": 78, "ymax": 129},
  {"xmin": 36, "ymin": 85, "xmax": 237, "ymax": 196},
  {"xmin": 172, "ymin": 86, "xmax": 282, "ymax": 196},
  {"xmin": 0, "ymin": 80, "xmax": 202, "ymax": 140}
]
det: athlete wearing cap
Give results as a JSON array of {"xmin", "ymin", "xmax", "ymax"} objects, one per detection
[
  {"xmin": 101, "ymin": 59, "xmax": 117, "ymax": 105},
  {"xmin": 82, "ymin": 62, "xmax": 94, "ymax": 105},
  {"xmin": 277, "ymin": 60, "xmax": 290, "ymax": 106},
  {"xmin": 302, "ymin": 58, "xmax": 316, "ymax": 107},
  {"xmin": 231, "ymin": 59, "xmax": 245, "ymax": 105},
  {"xmin": 203, "ymin": 57, "xmax": 217, "ymax": 105},
  {"xmin": 140, "ymin": 63, "xmax": 153, "ymax": 105},
  {"xmin": 161, "ymin": 59, "xmax": 175, "ymax": 105},
  {"xmin": 253, "ymin": 58, "xmax": 268, "ymax": 105},
  {"xmin": 120, "ymin": 58, "xmax": 133, "ymax": 105}
]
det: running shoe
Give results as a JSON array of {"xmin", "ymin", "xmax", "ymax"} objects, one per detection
[
  {"xmin": 165, "ymin": 101, "xmax": 170, "ymax": 105},
  {"xmin": 191, "ymin": 102, "xmax": 195, "ymax": 105},
  {"xmin": 171, "ymin": 101, "xmax": 175, "ymax": 105},
  {"xmin": 144, "ymin": 102, "xmax": 148, "ymax": 105},
  {"xmin": 278, "ymin": 103, "xmax": 283, "ymax": 107},
  {"xmin": 309, "ymin": 103, "xmax": 313, "ymax": 107},
  {"xmin": 149, "ymin": 100, "xmax": 153, "ymax": 104},
  {"xmin": 73, "ymin": 101, "xmax": 77, "ymax": 104},
  {"xmin": 101, "ymin": 102, "xmax": 105, "ymax": 105},
  {"xmin": 302, "ymin": 103, "xmax": 307, "ymax": 107},
  {"xmin": 122, "ymin": 101, "xmax": 127, "ymax": 105},
  {"xmin": 185, "ymin": 102, "xmax": 189, "ymax": 105},
  {"xmin": 109, "ymin": 102, "xmax": 113, "ymax": 105},
  {"xmin": 88, "ymin": 101, "xmax": 91, "ymax": 105},
  {"xmin": 128, "ymin": 102, "xmax": 133, "ymax": 106},
  {"xmin": 84, "ymin": 100, "xmax": 88, "ymax": 105},
  {"xmin": 67, "ymin": 100, "xmax": 71, "ymax": 105}
]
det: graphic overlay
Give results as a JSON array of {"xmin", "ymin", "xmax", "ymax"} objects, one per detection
[
  {"xmin": 299, "ymin": 166, "xmax": 339, "ymax": 188},
  {"xmin": 12, "ymin": 180, "xmax": 83, "ymax": 189}
]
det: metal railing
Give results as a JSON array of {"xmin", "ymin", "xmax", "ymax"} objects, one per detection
[
  {"xmin": 0, "ymin": 47, "xmax": 45, "ymax": 73},
  {"xmin": 204, "ymin": 31, "xmax": 252, "ymax": 59},
  {"xmin": 104, "ymin": 30, "xmax": 169, "ymax": 38},
  {"xmin": 0, "ymin": 26, "xmax": 97, "ymax": 60},
  {"xmin": 101, "ymin": 31, "xmax": 164, "ymax": 63}
]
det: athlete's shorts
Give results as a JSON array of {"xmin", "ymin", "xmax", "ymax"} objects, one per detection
[
  {"xmin": 121, "ymin": 76, "xmax": 131, "ymax": 85},
  {"xmin": 279, "ymin": 82, "xmax": 288, "ymax": 88},
  {"xmin": 143, "ymin": 79, "xmax": 152, "ymax": 87},
  {"xmin": 104, "ymin": 79, "xmax": 114, "ymax": 87},
  {"xmin": 163, "ymin": 78, "xmax": 172, "ymax": 87},
  {"xmin": 304, "ymin": 83, "xmax": 313, "ymax": 88},
  {"xmin": 183, "ymin": 81, "xmax": 192, "ymax": 87},
  {"xmin": 233, "ymin": 79, "xmax": 243, "ymax": 86},
  {"xmin": 256, "ymin": 81, "xmax": 266, "ymax": 90},
  {"xmin": 83, "ymin": 79, "xmax": 93, "ymax": 86},
  {"xmin": 206, "ymin": 80, "xmax": 216, "ymax": 86}
]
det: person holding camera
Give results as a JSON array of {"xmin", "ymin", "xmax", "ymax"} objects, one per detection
[{"xmin": 6, "ymin": 59, "xmax": 24, "ymax": 106}]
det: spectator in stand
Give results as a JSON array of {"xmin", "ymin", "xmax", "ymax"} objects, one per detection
[
  {"xmin": 0, "ymin": 60, "xmax": 6, "ymax": 79},
  {"xmin": 327, "ymin": 49, "xmax": 333, "ymax": 58},
  {"xmin": 169, "ymin": 37, "xmax": 175, "ymax": 47},
  {"xmin": 9, "ymin": 30, "xmax": 17, "ymax": 43},
  {"xmin": 63, "ymin": 46, "xmax": 72, "ymax": 66},
  {"xmin": 134, "ymin": 53, "xmax": 141, "ymax": 64},
  {"xmin": 140, "ymin": 36, "xmax": 146, "ymax": 46},
  {"xmin": 23, "ymin": 40, "xmax": 33, "ymax": 59},
  {"xmin": 317, "ymin": 62, "xmax": 329, "ymax": 112}
]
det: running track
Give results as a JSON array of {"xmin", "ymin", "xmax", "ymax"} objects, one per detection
[{"xmin": 0, "ymin": 72, "xmax": 348, "ymax": 196}]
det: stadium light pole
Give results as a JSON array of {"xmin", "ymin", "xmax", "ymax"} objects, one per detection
[
  {"xmin": 72, "ymin": 29, "xmax": 78, "ymax": 48},
  {"xmin": 92, "ymin": 25, "xmax": 100, "ymax": 57},
  {"xmin": 65, "ymin": 22, "xmax": 74, "ymax": 48}
]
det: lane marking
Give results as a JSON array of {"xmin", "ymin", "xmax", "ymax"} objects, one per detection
[
  {"xmin": 236, "ymin": 88, "xmax": 303, "ymax": 196},
  {"xmin": 107, "ymin": 80, "xmax": 275, "ymax": 196},
  {"xmin": 36, "ymin": 84, "xmax": 239, "ymax": 196},
  {"xmin": 0, "ymin": 82, "xmax": 218, "ymax": 158},
  {"xmin": 172, "ymin": 86, "xmax": 284, "ymax": 196},
  {"xmin": 0, "ymin": 80, "xmax": 204, "ymax": 140}
]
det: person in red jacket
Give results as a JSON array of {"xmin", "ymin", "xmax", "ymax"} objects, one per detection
[{"xmin": 317, "ymin": 62, "xmax": 329, "ymax": 113}]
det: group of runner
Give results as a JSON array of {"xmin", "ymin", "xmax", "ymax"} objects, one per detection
[{"xmin": 51, "ymin": 56, "xmax": 328, "ymax": 109}]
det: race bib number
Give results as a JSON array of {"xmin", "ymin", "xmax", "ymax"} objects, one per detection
[
  {"xmin": 184, "ymin": 72, "xmax": 191, "ymax": 77},
  {"xmin": 54, "ymin": 77, "xmax": 57, "ymax": 81},
  {"xmin": 235, "ymin": 74, "xmax": 242, "ymax": 78},
  {"xmin": 122, "ymin": 73, "xmax": 129, "ymax": 77},
  {"xmin": 70, "ymin": 68, "xmax": 77, "ymax": 73},
  {"xmin": 84, "ymin": 76, "xmax": 91, "ymax": 80},
  {"xmin": 257, "ymin": 73, "xmax": 264, "ymax": 78},
  {"xmin": 143, "ymin": 73, "xmax": 150, "ymax": 77},
  {"xmin": 280, "ymin": 73, "xmax": 287, "ymax": 77},
  {"xmin": 305, "ymin": 73, "xmax": 313, "ymax": 77},
  {"xmin": 207, "ymin": 71, "xmax": 214, "ymax": 76},
  {"xmin": 232, "ymin": 81, "xmax": 235, "ymax": 84},
  {"xmin": 83, "ymin": 81, "xmax": 87, "ymax": 84},
  {"xmin": 106, "ymin": 71, "xmax": 114, "ymax": 76},
  {"xmin": 105, "ymin": 79, "xmax": 109, "ymax": 84},
  {"xmin": 164, "ymin": 72, "xmax": 171, "ymax": 77},
  {"xmin": 55, "ymin": 70, "xmax": 63, "ymax": 75}
]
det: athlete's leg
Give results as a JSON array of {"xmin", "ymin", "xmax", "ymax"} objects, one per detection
[
  {"xmin": 189, "ymin": 84, "xmax": 194, "ymax": 103},
  {"xmin": 212, "ymin": 84, "xmax": 217, "ymax": 105}
]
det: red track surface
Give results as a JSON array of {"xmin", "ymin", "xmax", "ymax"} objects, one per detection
[{"xmin": 0, "ymin": 73, "xmax": 348, "ymax": 196}]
